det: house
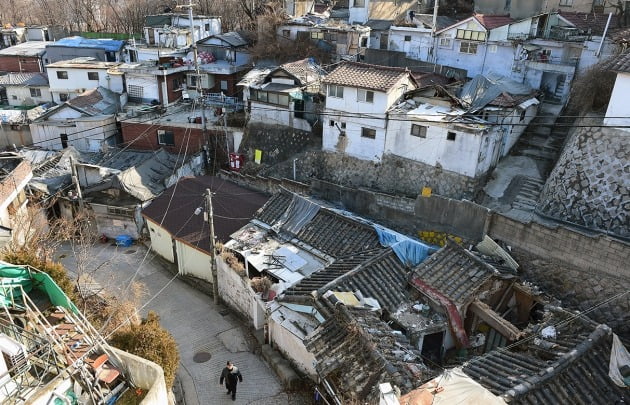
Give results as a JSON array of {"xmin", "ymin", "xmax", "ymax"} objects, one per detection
[
  {"xmin": 195, "ymin": 31, "xmax": 253, "ymax": 97},
  {"xmin": 0, "ymin": 261, "xmax": 168, "ymax": 404},
  {"xmin": 45, "ymin": 36, "xmax": 126, "ymax": 63},
  {"xmin": 603, "ymin": 50, "xmax": 630, "ymax": 130},
  {"xmin": 321, "ymin": 62, "xmax": 417, "ymax": 161},
  {"xmin": 240, "ymin": 58, "xmax": 325, "ymax": 131},
  {"xmin": 277, "ymin": 19, "xmax": 371, "ymax": 62},
  {"xmin": 0, "ymin": 105, "xmax": 47, "ymax": 148},
  {"xmin": 117, "ymin": 59, "xmax": 188, "ymax": 105},
  {"xmin": 78, "ymin": 148, "xmax": 205, "ymax": 239},
  {"xmin": 29, "ymin": 87, "xmax": 120, "ymax": 151},
  {"xmin": 0, "ymin": 72, "xmax": 51, "ymax": 106},
  {"xmin": 46, "ymin": 58, "xmax": 124, "ymax": 104},
  {"xmin": 142, "ymin": 176, "xmax": 268, "ymax": 282},
  {"xmin": 126, "ymin": 13, "xmax": 222, "ymax": 63},
  {"xmin": 474, "ymin": 0, "xmax": 614, "ymax": 20},
  {"xmin": 0, "ymin": 41, "xmax": 49, "ymax": 73},
  {"xmin": 347, "ymin": 0, "xmax": 418, "ymax": 25},
  {"xmin": 0, "ymin": 153, "xmax": 32, "ymax": 244},
  {"xmin": 386, "ymin": 14, "xmax": 457, "ymax": 59}
]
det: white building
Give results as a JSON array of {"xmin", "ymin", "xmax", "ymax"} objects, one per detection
[
  {"xmin": 322, "ymin": 62, "xmax": 417, "ymax": 161},
  {"xmin": 0, "ymin": 73, "xmax": 51, "ymax": 107},
  {"xmin": 604, "ymin": 52, "xmax": 630, "ymax": 131},
  {"xmin": 29, "ymin": 87, "xmax": 120, "ymax": 151},
  {"xmin": 46, "ymin": 58, "xmax": 124, "ymax": 104},
  {"xmin": 239, "ymin": 59, "xmax": 325, "ymax": 131}
]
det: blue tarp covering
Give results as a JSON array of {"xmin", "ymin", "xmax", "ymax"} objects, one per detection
[
  {"xmin": 48, "ymin": 36, "xmax": 125, "ymax": 51},
  {"xmin": 373, "ymin": 225, "xmax": 437, "ymax": 267}
]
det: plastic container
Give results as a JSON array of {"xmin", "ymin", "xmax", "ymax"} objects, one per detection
[{"xmin": 115, "ymin": 235, "xmax": 133, "ymax": 247}]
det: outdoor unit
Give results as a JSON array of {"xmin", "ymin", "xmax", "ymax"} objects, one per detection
[{"xmin": 0, "ymin": 334, "xmax": 29, "ymax": 376}]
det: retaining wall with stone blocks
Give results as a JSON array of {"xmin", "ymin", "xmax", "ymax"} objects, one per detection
[
  {"xmin": 240, "ymin": 123, "xmax": 322, "ymax": 166},
  {"xmin": 538, "ymin": 124, "xmax": 629, "ymax": 238}
]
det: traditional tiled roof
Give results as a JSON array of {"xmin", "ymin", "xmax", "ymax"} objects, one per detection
[
  {"xmin": 603, "ymin": 51, "xmax": 630, "ymax": 73},
  {"xmin": 142, "ymin": 177, "xmax": 269, "ymax": 252},
  {"xmin": 271, "ymin": 58, "xmax": 324, "ymax": 86},
  {"xmin": 410, "ymin": 241, "xmax": 500, "ymax": 307},
  {"xmin": 295, "ymin": 209, "xmax": 382, "ymax": 258},
  {"xmin": 304, "ymin": 303, "xmax": 433, "ymax": 400},
  {"xmin": 66, "ymin": 87, "xmax": 120, "ymax": 115},
  {"xmin": 559, "ymin": 11, "xmax": 617, "ymax": 36},
  {"xmin": 462, "ymin": 308, "xmax": 627, "ymax": 404},
  {"xmin": 322, "ymin": 62, "xmax": 413, "ymax": 92},
  {"xmin": 0, "ymin": 72, "xmax": 48, "ymax": 87},
  {"xmin": 254, "ymin": 189, "xmax": 294, "ymax": 225},
  {"xmin": 474, "ymin": 14, "xmax": 513, "ymax": 30}
]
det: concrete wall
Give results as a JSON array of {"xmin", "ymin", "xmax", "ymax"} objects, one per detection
[
  {"xmin": 30, "ymin": 115, "xmax": 117, "ymax": 152},
  {"xmin": 47, "ymin": 67, "xmax": 124, "ymax": 102},
  {"xmin": 268, "ymin": 318, "xmax": 317, "ymax": 378},
  {"xmin": 605, "ymin": 72, "xmax": 630, "ymax": 130},
  {"xmin": 109, "ymin": 346, "xmax": 171, "ymax": 405},
  {"xmin": 216, "ymin": 257, "xmax": 266, "ymax": 329},
  {"xmin": 388, "ymin": 26, "xmax": 432, "ymax": 61},
  {"xmin": 5, "ymin": 86, "xmax": 52, "ymax": 107},
  {"xmin": 90, "ymin": 203, "xmax": 139, "ymax": 239},
  {"xmin": 176, "ymin": 240, "xmax": 212, "ymax": 282},
  {"xmin": 146, "ymin": 219, "xmax": 175, "ymax": 262},
  {"xmin": 0, "ymin": 124, "xmax": 32, "ymax": 148}
]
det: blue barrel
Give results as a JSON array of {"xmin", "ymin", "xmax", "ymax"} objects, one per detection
[{"xmin": 115, "ymin": 235, "xmax": 133, "ymax": 247}]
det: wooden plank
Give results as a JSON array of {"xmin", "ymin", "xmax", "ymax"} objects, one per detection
[{"xmin": 470, "ymin": 300, "xmax": 522, "ymax": 342}]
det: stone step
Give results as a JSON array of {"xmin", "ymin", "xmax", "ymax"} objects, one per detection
[{"xmin": 261, "ymin": 344, "xmax": 301, "ymax": 390}]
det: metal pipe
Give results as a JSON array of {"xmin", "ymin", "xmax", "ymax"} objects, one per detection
[{"xmin": 595, "ymin": 12, "xmax": 613, "ymax": 57}]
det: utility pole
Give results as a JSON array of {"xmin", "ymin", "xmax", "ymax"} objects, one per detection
[
  {"xmin": 431, "ymin": 0, "xmax": 439, "ymax": 64},
  {"xmin": 69, "ymin": 155, "xmax": 84, "ymax": 211},
  {"xmin": 205, "ymin": 189, "xmax": 219, "ymax": 304}
]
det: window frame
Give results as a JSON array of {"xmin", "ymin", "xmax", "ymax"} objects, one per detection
[
  {"xmin": 410, "ymin": 124, "xmax": 427, "ymax": 138},
  {"xmin": 87, "ymin": 71, "xmax": 99, "ymax": 81},
  {"xmin": 446, "ymin": 131, "xmax": 457, "ymax": 141},
  {"xmin": 30, "ymin": 88, "xmax": 42, "ymax": 97},
  {"xmin": 157, "ymin": 129, "xmax": 175, "ymax": 146},
  {"xmin": 459, "ymin": 41, "xmax": 478, "ymax": 54},
  {"xmin": 361, "ymin": 127, "xmax": 376, "ymax": 139},
  {"xmin": 56, "ymin": 71, "xmax": 68, "ymax": 79},
  {"xmin": 438, "ymin": 37, "xmax": 452, "ymax": 48},
  {"xmin": 353, "ymin": 0, "xmax": 365, "ymax": 7},
  {"xmin": 357, "ymin": 89, "xmax": 374, "ymax": 103},
  {"xmin": 328, "ymin": 85, "xmax": 344, "ymax": 98},
  {"xmin": 59, "ymin": 93, "xmax": 69, "ymax": 102},
  {"xmin": 456, "ymin": 29, "xmax": 486, "ymax": 42}
]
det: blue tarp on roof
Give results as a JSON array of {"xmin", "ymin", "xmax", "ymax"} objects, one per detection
[
  {"xmin": 373, "ymin": 225, "xmax": 437, "ymax": 267},
  {"xmin": 47, "ymin": 36, "xmax": 125, "ymax": 51}
]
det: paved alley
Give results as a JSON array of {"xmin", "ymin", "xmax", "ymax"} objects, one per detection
[{"xmin": 57, "ymin": 242, "xmax": 287, "ymax": 405}]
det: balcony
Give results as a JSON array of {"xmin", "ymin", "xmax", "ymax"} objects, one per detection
[{"xmin": 203, "ymin": 93, "xmax": 244, "ymax": 112}]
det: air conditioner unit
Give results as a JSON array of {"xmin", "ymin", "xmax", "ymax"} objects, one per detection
[{"xmin": 0, "ymin": 334, "xmax": 30, "ymax": 376}]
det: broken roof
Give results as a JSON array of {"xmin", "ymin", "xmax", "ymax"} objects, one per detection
[
  {"xmin": 603, "ymin": 50, "xmax": 630, "ymax": 74},
  {"xmin": 66, "ymin": 87, "xmax": 120, "ymax": 115},
  {"xmin": 559, "ymin": 11, "xmax": 617, "ymax": 36},
  {"xmin": 462, "ymin": 307, "xmax": 627, "ymax": 403},
  {"xmin": 142, "ymin": 176, "xmax": 269, "ymax": 253},
  {"xmin": 268, "ymin": 58, "xmax": 326, "ymax": 87},
  {"xmin": 322, "ymin": 61, "xmax": 416, "ymax": 92},
  {"xmin": 459, "ymin": 73, "xmax": 536, "ymax": 111},
  {"xmin": 0, "ymin": 72, "xmax": 48, "ymax": 87}
]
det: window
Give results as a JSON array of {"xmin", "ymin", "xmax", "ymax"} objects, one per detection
[
  {"xmin": 189, "ymin": 74, "xmax": 198, "ymax": 87},
  {"xmin": 205, "ymin": 23, "xmax": 210, "ymax": 31},
  {"xmin": 520, "ymin": 109, "xmax": 526, "ymax": 122},
  {"xmin": 360, "ymin": 37, "xmax": 368, "ymax": 47},
  {"xmin": 11, "ymin": 95, "xmax": 17, "ymax": 100},
  {"xmin": 311, "ymin": 32, "xmax": 324, "ymax": 39},
  {"xmin": 30, "ymin": 88, "xmax": 42, "ymax": 97},
  {"xmin": 357, "ymin": 89, "xmax": 374, "ymax": 103},
  {"xmin": 128, "ymin": 84, "xmax": 144, "ymax": 101},
  {"xmin": 361, "ymin": 127, "xmax": 376, "ymax": 139},
  {"xmin": 488, "ymin": 44, "xmax": 498, "ymax": 53},
  {"xmin": 404, "ymin": 35, "xmax": 412, "ymax": 42},
  {"xmin": 447, "ymin": 132, "xmax": 456, "ymax": 141},
  {"xmin": 559, "ymin": 0, "xmax": 573, "ymax": 5},
  {"xmin": 456, "ymin": 29, "xmax": 486, "ymax": 41},
  {"xmin": 173, "ymin": 78, "xmax": 182, "ymax": 90},
  {"xmin": 353, "ymin": 0, "xmax": 365, "ymax": 7},
  {"xmin": 157, "ymin": 130, "xmax": 175, "ymax": 146},
  {"xmin": 324, "ymin": 32, "xmax": 338, "ymax": 42},
  {"xmin": 60, "ymin": 133, "xmax": 68, "ymax": 148},
  {"xmin": 340, "ymin": 122, "xmax": 346, "ymax": 129},
  {"xmin": 87, "ymin": 71, "xmax": 99, "ymax": 80},
  {"xmin": 411, "ymin": 124, "xmax": 427, "ymax": 138},
  {"xmin": 56, "ymin": 71, "xmax": 68, "ymax": 79},
  {"xmin": 282, "ymin": 30, "xmax": 290, "ymax": 38},
  {"xmin": 329, "ymin": 120, "xmax": 335, "ymax": 127},
  {"xmin": 459, "ymin": 41, "xmax": 478, "ymax": 54},
  {"xmin": 252, "ymin": 90, "xmax": 289, "ymax": 106},
  {"xmin": 220, "ymin": 80, "xmax": 228, "ymax": 91},
  {"xmin": 328, "ymin": 85, "xmax": 344, "ymax": 98},
  {"xmin": 59, "ymin": 93, "xmax": 69, "ymax": 101},
  {"xmin": 439, "ymin": 37, "xmax": 452, "ymax": 48}
]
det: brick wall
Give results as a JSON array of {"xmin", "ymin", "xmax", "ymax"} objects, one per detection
[
  {"xmin": 0, "ymin": 160, "xmax": 32, "ymax": 204},
  {"xmin": 120, "ymin": 122, "xmax": 206, "ymax": 153},
  {"xmin": 0, "ymin": 56, "xmax": 43, "ymax": 73},
  {"xmin": 157, "ymin": 72, "xmax": 187, "ymax": 104}
]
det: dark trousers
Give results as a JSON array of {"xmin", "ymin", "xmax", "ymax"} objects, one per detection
[{"xmin": 226, "ymin": 382, "xmax": 237, "ymax": 395}]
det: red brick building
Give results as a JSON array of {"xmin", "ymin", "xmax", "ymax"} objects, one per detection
[
  {"xmin": 120, "ymin": 122, "xmax": 206, "ymax": 153},
  {"xmin": 0, "ymin": 42, "xmax": 48, "ymax": 73}
]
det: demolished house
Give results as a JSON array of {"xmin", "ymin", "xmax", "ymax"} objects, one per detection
[{"xmin": 219, "ymin": 188, "xmax": 628, "ymax": 403}]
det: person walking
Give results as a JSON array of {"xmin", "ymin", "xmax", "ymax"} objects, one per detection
[{"xmin": 220, "ymin": 361, "xmax": 243, "ymax": 401}]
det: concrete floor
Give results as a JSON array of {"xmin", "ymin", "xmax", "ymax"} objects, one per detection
[{"xmin": 56, "ymin": 242, "xmax": 287, "ymax": 405}]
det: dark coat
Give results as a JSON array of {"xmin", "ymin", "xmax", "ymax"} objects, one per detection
[{"xmin": 220, "ymin": 366, "xmax": 243, "ymax": 387}]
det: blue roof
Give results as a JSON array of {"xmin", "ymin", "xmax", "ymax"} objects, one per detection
[{"xmin": 47, "ymin": 36, "xmax": 125, "ymax": 52}]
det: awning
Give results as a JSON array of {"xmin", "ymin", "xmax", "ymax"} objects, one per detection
[{"xmin": 518, "ymin": 97, "xmax": 540, "ymax": 110}]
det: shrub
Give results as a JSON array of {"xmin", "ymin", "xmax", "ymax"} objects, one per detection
[{"xmin": 109, "ymin": 312, "xmax": 180, "ymax": 389}]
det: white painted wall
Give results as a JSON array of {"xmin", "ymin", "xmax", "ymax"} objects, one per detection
[
  {"xmin": 249, "ymin": 100, "xmax": 312, "ymax": 131},
  {"xmin": 146, "ymin": 219, "xmax": 175, "ymax": 262},
  {"xmin": 388, "ymin": 26, "xmax": 432, "ymax": 61},
  {"xmin": 47, "ymin": 67, "xmax": 124, "ymax": 102},
  {"xmin": 605, "ymin": 72, "xmax": 630, "ymax": 131},
  {"xmin": 217, "ymin": 257, "xmax": 266, "ymax": 329},
  {"xmin": 385, "ymin": 117, "xmax": 486, "ymax": 177},
  {"xmin": 126, "ymin": 73, "xmax": 160, "ymax": 103},
  {"xmin": 5, "ymin": 86, "xmax": 52, "ymax": 107},
  {"xmin": 268, "ymin": 317, "xmax": 317, "ymax": 378},
  {"xmin": 0, "ymin": 170, "xmax": 31, "ymax": 230},
  {"xmin": 30, "ymin": 115, "xmax": 117, "ymax": 152},
  {"xmin": 349, "ymin": 0, "xmax": 369, "ymax": 24},
  {"xmin": 176, "ymin": 240, "xmax": 212, "ymax": 282}
]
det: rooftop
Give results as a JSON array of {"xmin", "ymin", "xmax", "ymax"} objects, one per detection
[
  {"xmin": 65, "ymin": 87, "xmax": 120, "ymax": 115},
  {"xmin": 46, "ymin": 36, "xmax": 125, "ymax": 51},
  {"xmin": 559, "ymin": 10, "xmax": 618, "ymax": 36},
  {"xmin": 0, "ymin": 72, "xmax": 48, "ymax": 87},
  {"xmin": 46, "ymin": 57, "xmax": 122, "ymax": 69},
  {"xmin": 474, "ymin": 14, "xmax": 514, "ymax": 30},
  {"xmin": 322, "ymin": 61, "xmax": 414, "ymax": 92},
  {"xmin": 603, "ymin": 50, "xmax": 630, "ymax": 73},
  {"xmin": 142, "ymin": 176, "xmax": 269, "ymax": 253},
  {"xmin": 0, "ymin": 41, "xmax": 49, "ymax": 56},
  {"xmin": 199, "ymin": 31, "xmax": 249, "ymax": 47}
]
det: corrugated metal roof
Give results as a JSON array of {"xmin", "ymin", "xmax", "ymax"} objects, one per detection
[
  {"xmin": 0, "ymin": 41, "xmax": 49, "ymax": 56},
  {"xmin": 0, "ymin": 72, "xmax": 48, "ymax": 87},
  {"xmin": 46, "ymin": 36, "xmax": 125, "ymax": 52}
]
